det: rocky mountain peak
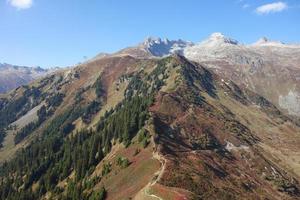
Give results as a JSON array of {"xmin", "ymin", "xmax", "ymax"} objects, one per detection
[
  {"xmin": 141, "ymin": 36, "xmax": 193, "ymax": 57},
  {"xmin": 143, "ymin": 37, "xmax": 165, "ymax": 47}
]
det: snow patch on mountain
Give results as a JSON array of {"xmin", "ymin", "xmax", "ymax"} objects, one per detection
[{"xmin": 279, "ymin": 90, "xmax": 300, "ymax": 116}]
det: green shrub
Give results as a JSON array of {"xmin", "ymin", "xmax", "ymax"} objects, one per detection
[
  {"xmin": 102, "ymin": 163, "xmax": 111, "ymax": 176},
  {"xmin": 89, "ymin": 186, "xmax": 106, "ymax": 200},
  {"xmin": 116, "ymin": 156, "xmax": 130, "ymax": 169},
  {"xmin": 138, "ymin": 129, "xmax": 150, "ymax": 148}
]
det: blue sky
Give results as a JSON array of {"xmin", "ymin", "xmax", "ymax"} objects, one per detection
[{"xmin": 0, "ymin": 0, "xmax": 299, "ymax": 68}]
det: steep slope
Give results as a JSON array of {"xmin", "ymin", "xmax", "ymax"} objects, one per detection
[
  {"xmin": 0, "ymin": 54, "xmax": 300, "ymax": 200},
  {"xmin": 148, "ymin": 55, "xmax": 300, "ymax": 199},
  {"xmin": 0, "ymin": 63, "xmax": 55, "ymax": 94},
  {"xmin": 0, "ymin": 55, "xmax": 168, "ymax": 200}
]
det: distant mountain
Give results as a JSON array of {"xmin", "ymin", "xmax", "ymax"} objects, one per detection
[{"xmin": 0, "ymin": 63, "xmax": 54, "ymax": 93}]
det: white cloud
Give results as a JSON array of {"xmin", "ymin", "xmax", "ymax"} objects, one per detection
[
  {"xmin": 7, "ymin": 0, "xmax": 33, "ymax": 10},
  {"xmin": 255, "ymin": 2, "xmax": 288, "ymax": 14}
]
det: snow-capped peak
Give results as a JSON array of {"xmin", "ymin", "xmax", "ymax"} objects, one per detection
[{"xmin": 201, "ymin": 32, "xmax": 239, "ymax": 46}]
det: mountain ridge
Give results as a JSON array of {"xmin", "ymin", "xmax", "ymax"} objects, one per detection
[{"xmin": 88, "ymin": 33, "xmax": 300, "ymax": 117}]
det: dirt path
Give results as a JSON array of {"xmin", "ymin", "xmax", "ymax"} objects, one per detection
[
  {"xmin": 151, "ymin": 152, "xmax": 166, "ymax": 186},
  {"xmin": 134, "ymin": 151, "xmax": 166, "ymax": 200}
]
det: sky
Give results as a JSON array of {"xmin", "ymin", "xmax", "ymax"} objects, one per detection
[{"xmin": 0, "ymin": 0, "xmax": 300, "ymax": 68}]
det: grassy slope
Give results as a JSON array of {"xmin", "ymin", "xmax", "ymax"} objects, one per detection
[
  {"xmin": 215, "ymin": 91, "xmax": 300, "ymax": 179},
  {"xmin": 99, "ymin": 144, "xmax": 159, "ymax": 200}
]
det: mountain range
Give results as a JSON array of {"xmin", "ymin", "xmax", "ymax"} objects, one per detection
[
  {"xmin": 0, "ymin": 63, "xmax": 57, "ymax": 94},
  {"xmin": 95, "ymin": 33, "xmax": 300, "ymax": 117},
  {"xmin": 0, "ymin": 33, "xmax": 299, "ymax": 200}
]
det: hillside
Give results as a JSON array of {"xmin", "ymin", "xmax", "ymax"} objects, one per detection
[{"xmin": 0, "ymin": 53, "xmax": 300, "ymax": 199}]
